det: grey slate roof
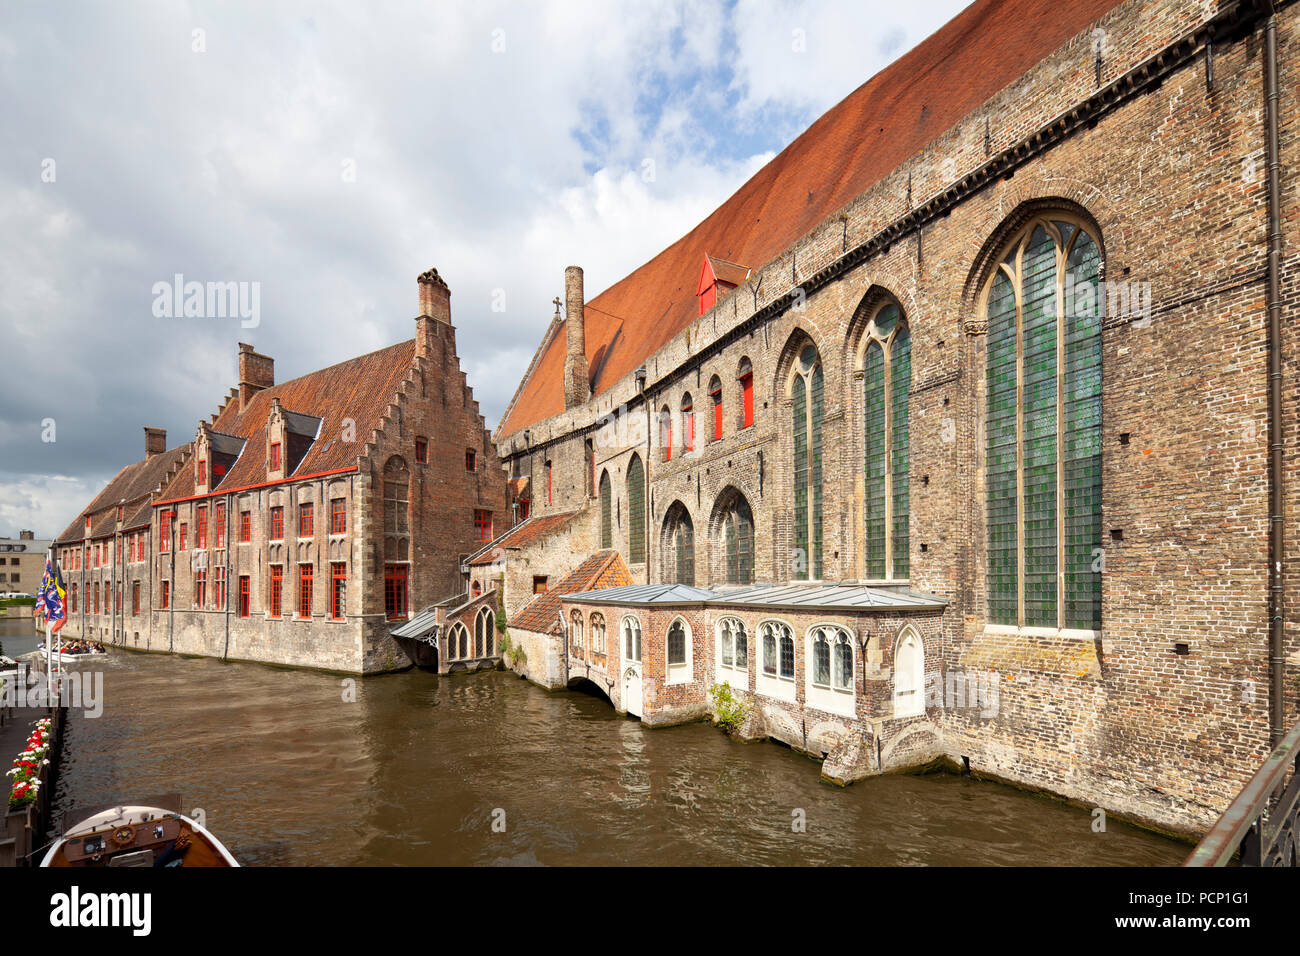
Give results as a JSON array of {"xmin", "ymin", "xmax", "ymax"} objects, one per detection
[
  {"xmin": 390, "ymin": 607, "xmax": 440, "ymax": 639},
  {"xmin": 566, "ymin": 581, "xmax": 947, "ymax": 612}
]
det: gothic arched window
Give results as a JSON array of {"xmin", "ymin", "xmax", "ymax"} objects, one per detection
[
  {"xmin": 863, "ymin": 302, "xmax": 911, "ymax": 579},
  {"xmin": 791, "ymin": 345, "xmax": 824, "ymax": 580},
  {"xmin": 627, "ymin": 454, "xmax": 646, "ymax": 564},
  {"xmin": 662, "ymin": 503, "xmax": 695, "ymax": 586},
  {"xmin": 599, "ymin": 470, "xmax": 612, "ymax": 550},
  {"xmin": 985, "ymin": 216, "xmax": 1103, "ymax": 630}
]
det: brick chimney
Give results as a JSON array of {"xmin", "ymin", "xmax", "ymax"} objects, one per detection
[
  {"xmin": 144, "ymin": 426, "xmax": 167, "ymax": 459},
  {"xmin": 563, "ymin": 265, "xmax": 590, "ymax": 408},
  {"xmin": 416, "ymin": 267, "xmax": 451, "ymax": 360},
  {"xmin": 238, "ymin": 342, "xmax": 275, "ymax": 411},
  {"xmin": 19, "ymin": 530, "xmax": 34, "ymax": 540}
]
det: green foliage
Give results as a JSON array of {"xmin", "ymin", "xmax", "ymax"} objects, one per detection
[
  {"xmin": 496, "ymin": 575, "xmax": 507, "ymax": 633},
  {"xmin": 0, "ymin": 596, "xmax": 36, "ymax": 608},
  {"xmin": 709, "ymin": 682, "xmax": 747, "ymax": 736}
]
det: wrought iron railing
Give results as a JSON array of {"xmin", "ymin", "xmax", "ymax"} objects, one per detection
[{"xmin": 1185, "ymin": 718, "xmax": 1300, "ymax": 866}]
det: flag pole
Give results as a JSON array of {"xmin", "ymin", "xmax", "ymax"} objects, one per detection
[{"xmin": 45, "ymin": 548, "xmax": 54, "ymax": 704}]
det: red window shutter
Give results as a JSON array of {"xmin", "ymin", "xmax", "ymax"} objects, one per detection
[{"xmin": 741, "ymin": 373, "xmax": 754, "ymax": 428}]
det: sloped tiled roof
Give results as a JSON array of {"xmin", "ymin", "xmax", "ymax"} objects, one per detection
[
  {"xmin": 497, "ymin": 0, "xmax": 1124, "ymax": 437},
  {"xmin": 56, "ymin": 444, "xmax": 191, "ymax": 542},
  {"xmin": 467, "ymin": 510, "xmax": 580, "ymax": 566},
  {"xmin": 507, "ymin": 550, "xmax": 632, "ymax": 634},
  {"xmin": 705, "ymin": 256, "xmax": 749, "ymax": 289},
  {"xmin": 158, "ymin": 340, "xmax": 417, "ymax": 502}
]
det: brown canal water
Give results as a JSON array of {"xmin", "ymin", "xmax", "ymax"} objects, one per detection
[{"xmin": 3, "ymin": 621, "xmax": 1186, "ymax": 866}]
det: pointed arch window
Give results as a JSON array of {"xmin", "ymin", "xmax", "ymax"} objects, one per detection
[
  {"xmin": 627, "ymin": 454, "xmax": 645, "ymax": 564},
  {"xmin": 622, "ymin": 616, "xmax": 642, "ymax": 663},
  {"xmin": 475, "ymin": 606, "xmax": 494, "ymax": 658},
  {"xmin": 663, "ymin": 503, "xmax": 694, "ymax": 586},
  {"xmin": 719, "ymin": 493, "xmax": 754, "ymax": 585},
  {"xmin": 680, "ymin": 394, "xmax": 695, "ymax": 453},
  {"xmin": 599, "ymin": 470, "xmax": 612, "ymax": 550},
  {"xmin": 985, "ymin": 216, "xmax": 1103, "ymax": 630},
  {"xmin": 569, "ymin": 609, "xmax": 584, "ymax": 654},
  {"xmin": 863, "ymin": 303, "xmax": 911, "ymax": 579},
  {"xmin": 791, "ymin": 345, "xmax": 824, "ymax": 580},
  {"xmin": 893, "ymin": 628, "xmax": 924, "ymax": 717}
]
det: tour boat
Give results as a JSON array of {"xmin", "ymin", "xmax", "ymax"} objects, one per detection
[{"xmin": 41, "ymin": 797, "xmax": 240, "ymax": 867}]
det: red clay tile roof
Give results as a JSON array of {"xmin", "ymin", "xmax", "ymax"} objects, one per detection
[
  {"xmin": 507, "ymin": 550, "xmax": 632, "ymax": 633},
  {"xmin": 705, "ymin": 256, "xmax": 750, "ymax": 290},
  {"xmin": 467, "ymin": 510, "xmax": 580, "ymax": 565},
  {"xmin": 157, "ymin": 340, "xmax": 417, "ymax": 503},
  {"xmin": 56, "ymin": 444, "xmax": 192, "ymax": 542},
  {"xmin": 496, "ymin": 0, "xmax": 1124, "ymax": 438}
]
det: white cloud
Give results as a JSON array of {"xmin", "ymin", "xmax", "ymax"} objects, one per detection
[{"xmin": 0, "ymin": 0, "xmax": 966, "ymax": 537}]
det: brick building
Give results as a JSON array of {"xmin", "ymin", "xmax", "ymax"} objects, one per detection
[
  {"xmin": 55, "ymin": 268, "xmax": 508, "ymax": 673},
  {"xmin": 0, "ymin": 531, "xmax": 54, "ymax": 595},
  {"xmin": 486, "ymin": 0, "xmax": 1300, "ymax": 834}
]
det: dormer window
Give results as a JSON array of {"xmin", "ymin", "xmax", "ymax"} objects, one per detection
[
  {"xmin": 116, "ymin": 506, "xmax": 123, "ymax": 522},
  {"xmin": 697, "ymin": 254, "xmax": 748, "ymax": 316},
  {"xmin": 270, "ymin": 442, "xmax": 282, "ymax": 471},
  {"xmin": 197, "ymin": 460, "xmax": 207, "ymax": 484}
]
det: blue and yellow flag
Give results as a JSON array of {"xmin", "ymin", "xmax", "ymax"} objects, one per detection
[{"xmin": 34, "ymin": 557, "xmax": 67, "ymax": 634}]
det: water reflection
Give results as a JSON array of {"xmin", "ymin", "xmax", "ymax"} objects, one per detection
[{"xmin": 24, "ymin": 619, "xmax": 1185, "ymax": 867}]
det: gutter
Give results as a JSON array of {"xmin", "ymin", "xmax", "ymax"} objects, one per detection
[{"xmin": 1260, "ymin": 2, "xmax": 1286, "ymax": 747}]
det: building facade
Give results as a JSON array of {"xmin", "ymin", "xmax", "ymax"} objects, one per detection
[
  {"xmin": 0, "ymin": 531, "xmax": 54, "ymax": 596},
  {"xmin": 486, "ymin": 0, "xmax": 1300, "ymax": 834},
  {"xmin": 56, "ymin": 269, "xmax": 509, "ymax": 673}
]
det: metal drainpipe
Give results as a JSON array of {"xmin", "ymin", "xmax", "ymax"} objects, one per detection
[
  {"xmin": 1262, "ymin": 5, "xmax": 1286, "ymax": 748},
  {"xmin": 222, "ymin": 492, "xmax": 232, "ymax": 662}
]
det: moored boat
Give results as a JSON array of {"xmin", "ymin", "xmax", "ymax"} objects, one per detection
[{"xmin": 41, "ymin": 795, "xmax": 239, "ymax": 867}]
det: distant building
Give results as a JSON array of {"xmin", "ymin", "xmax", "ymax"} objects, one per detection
[
  {"xmin": 0, "ymin": 530, "xmax": 52, "ymax": 594},
  {"xmin": 54, "ymin": 269, "xmax": 509, "ymax": 673}
]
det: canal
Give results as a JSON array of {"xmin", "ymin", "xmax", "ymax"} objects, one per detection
[{"xmin": 3, "ymin": 619, "xmax": 1185, "ymax": 865}]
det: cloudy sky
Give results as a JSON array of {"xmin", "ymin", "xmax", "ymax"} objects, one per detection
[{"xmin": 0, "ymin": 0, "xmax": 969, "ymax": 539}]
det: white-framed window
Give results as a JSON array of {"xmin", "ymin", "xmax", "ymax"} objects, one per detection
[
  {"xmin": 590, "ymin": 612, "xmax": 606, "ymax": 657},
  {"xmin": 569, "ymin": 609, "xmax": 584, "ymax": 655},
  {"xmin": 756, "ymin": 619, "xmax": 796, "ymax": 702},
  {"xmin": 622, "ymin": 615, "xmax": 642, "ymax": 663},
  {"xmin": 665, "ymin": 617, "xmax": 692, "ymax": 684},
  {"xmin": 893, "ymin": 626, "xmax": 924, "ymax": 718},
  {"xmin": 715, "ymin": 617, "xmax": 748, "ymax": 690},
  {"xmin": 806, "ymin": 623, "xmax": 856, "ymax": 718},
  {"xmin": 446, "ymin": 622, "xmax": 468, "ymax": 662}
]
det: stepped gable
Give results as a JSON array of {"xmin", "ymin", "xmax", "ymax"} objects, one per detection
[{"xmin": 496, "ymin": 0, "xmax": 1125, "ymax": 438}]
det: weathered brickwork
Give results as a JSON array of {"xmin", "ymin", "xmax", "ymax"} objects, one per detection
[{"xmin": 494, "ymin": 0, "xmax": 1300, "ymax": 834}]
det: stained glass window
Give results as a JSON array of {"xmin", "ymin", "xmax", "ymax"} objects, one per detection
[
  {"xmin": 863, "ymin": 303, "xmax": 910, "ymax": 579},
  {"xmin": 627, "ymin": 454, "xmax": 645, "ymax": 564},
  {"xmin": 599, "ymin": 470, "xmax": 612, "ymax": 550},
  {"xmin": 791, "ymin": 345, "xmax": 823, "ymax": 580},
  {"xmin": 985, "ymin": 217, "xmax": 1102, "ymax": 630}
]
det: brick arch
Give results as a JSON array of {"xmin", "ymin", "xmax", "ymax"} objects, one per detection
[
  {"xmin": 960, "ymin": 181, "xmax": 1128, "ymax": 311},
  {"xmin": 845, "ymin": 283, "xmax": 912, "ymax": 372},
  {"xmin": 772, "ymin": 324, "xmax": 827, "ymax": 403},
  {"xmin": 659, "ymin": 499, "xmax": 697, "ymax": 585},
  {"xmin": 706, "ymin": 484, "xmax": 757, "ymax": 586}
]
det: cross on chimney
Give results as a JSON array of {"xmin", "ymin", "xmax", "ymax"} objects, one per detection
[{"xmin": 552, "ymin": 296, "xmax": 561, "ymax": 317}]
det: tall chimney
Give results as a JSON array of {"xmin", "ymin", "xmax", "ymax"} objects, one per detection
[
  {"xmin": 563, "ymin": 265, "xmax": 589, "ymax": 408},
  {"xmin": 144, "ymin": 426, "xmax": 167, "ymax": 459},
  {"xmin": 238, "ymin": 342, "xmax": 275, "ymax": 411},
  {"xmin": 416, "ymin": 267, "xmax": 451, "ymax": 360}
]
